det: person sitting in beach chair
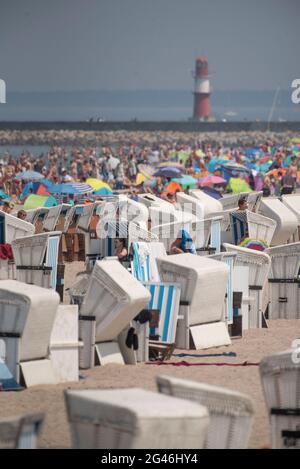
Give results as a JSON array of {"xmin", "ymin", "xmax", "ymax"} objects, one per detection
[
  {"xmin": 114, "ymin": 238, "xmax": 128, "ymax": 261},
  {"xmin": 170, "ymin": 229, "xmax": 196, "ymax": 255}
]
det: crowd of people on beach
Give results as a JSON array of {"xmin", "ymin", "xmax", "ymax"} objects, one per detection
[{"xmin": 0, "ymin": 132, "xmax": 299, "ymax": 204}]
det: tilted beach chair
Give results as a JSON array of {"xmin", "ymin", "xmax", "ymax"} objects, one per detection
[
  {"xmin": 157, "ymin": 375, "xmax": 254, "ymax": 449},
  {"xmin": 79, "ymin": 259, "xmax": 150, "ymax": 367},
  {"xmin": 156, "ymin": 254, "xmax": 231, "ymax": 350},
  {"xmin": 0, "ymin": 413, "xmax": 44, "ymax": 449},
  {"xmin": 65, "ymin": 388, "xmax": 209, "ymax": 449},
  {"xmin": 12, "ymin": 231, "xmax": 61, "ymax": 289},
  {"xmin": 230, "ymin": 210, "xmax": 276, "ymax": 246},
  {"xmin": 259, "ymin": 197, "xmax": 298, "ymax": 245},
  {"xmin": 266, "ymin": 242, "xmax": 300, "ymax": 319},
  {"xmin": 224, "ymin": 244, "xmax": 271, "ymax": 329},
  {"xmin": 0, "ymin": 280, "xmax": 59, "ymax": 387},
  {"xmin": 260, "ymin": 348, "xmax": 300, "ymax": 449}
]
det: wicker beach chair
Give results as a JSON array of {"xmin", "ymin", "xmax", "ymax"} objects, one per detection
[
  {"xmin": 0, "ymin": 280, "xmax": 59, "ymax": 387},
  {"xmin": 260, "ymin": 348, "xmax": 300, "ymax": 449},
  {"xmin": 12, "ymin": 231, "xmax": 61, "ymax": 289},
  {"xmin": 79, "ymin": 259, "xmax": 150, "ymax": 367},
  {"xmin": 224, "ymin": 244, "xmax": 271, "ymax": 328},
  {"xmin": 266, "ymin": 242, "xmax": 300, "ymax": 319},
  {"xmin": 65, "ymin": 388, "xmax": 209, "ymax": 449},
  {"xmin": 259, "ymin": 198, "xmax": 298, "ymax": 245},
  {"xmin": 230, "ymin": 210, "xmax": 276, "ymax": 246},
  {"xmin": 157, "ymin": 375, "xmax": 254, "ymax": 449},
  {"xmin": 0, "ymin": 212, "xmax": 34, "ymax": 244},
  {"xmin": 156, "ymin": 254, "xmax": 231, "ymax": 349}
]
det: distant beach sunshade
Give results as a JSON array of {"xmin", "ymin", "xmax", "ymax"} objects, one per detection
[
  {"xmin": 94, "ymin": 187, "xmax": 113, "ymax": 196},
  {"xmin": 154, "ymin": 167, "xmax": 184, "ymax": 179},
  {"xmin": 201, "ymin": 187, "xmax": 223, "ymax": 200},
  {"xmin": 15, "ymin": 170, "xmax": 45, "ymax": 181},
  {"xmin": 227, "ymin": 177, "xmax": 252, "ymax": 193},
  {"xmin": 49, "ymin": 182, "xmax": 93, "ymax": 195},
  {"xmin": 138, "ymin": 164, "xmax": 156, "ymax": 180},
  {"xmin": 86, "ymin": 178, "xmax": 112, "ymax": 192},
  {"xmin": 172, "ymin": 175, "xmax": 197, "ymax": 189},
  {"xmin": 23, "ymin": 194, "xmax": 58, "ymax": 209},
  {"xmin": 198, "ymin": 175, "xmax": 227, "ymax": 187}
]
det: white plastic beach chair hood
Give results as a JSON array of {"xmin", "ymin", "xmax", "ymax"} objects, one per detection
[
  {"xmin": 81, "ymin": 259, "xmax": 151, "ymax": 342},
  {"xmin": 65, "ymin": 388, "xmax": 209, "ymax": 449}
]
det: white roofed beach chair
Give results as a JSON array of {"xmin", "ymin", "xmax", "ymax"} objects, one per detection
[
  {"xmin": 0, "ymin": 280, "xmax": 59, "ymax": 387},
  {"xmin": 260, "ymin": 348, "xmax": 300, "ymax": 449},
  {"xmin": 224, "ymin": 244, "xmax": 271, "ymax": 328},
  {"xmin": 266, "ymin": 242, "xmax": 300, "ymax": 319},
  {"xmin": 259, "ymin": 198, "xmax": 298, "ymax": 245},
  {"xmin": 156, "ymin": 254, "xmax": 230, "ymax": 350},
  {"xmin": 12, "ymin": 231, "xmax": 61, "ymax": 289},
  {"xmin": 0, "ymin": 211, "xmax": 34, "ymax": 244},
  {"xmin": 157, "ymin": 375, "xmax": 254, "ymax": 449},
  {"xmin": 230, "ymin": 210, "xmax": 276, "ymax": 246},
  {"xmin": 65, "ymin": 388, "xmax": 209, "ymax": 449},
  {"xmin": 79, "ymin": 259, "xmax": 150, "ymax": 367}
]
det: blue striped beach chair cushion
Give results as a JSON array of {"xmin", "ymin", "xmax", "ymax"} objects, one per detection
[
  {"xmin": 230, "ymin": 211, "xmax": 249, "ymax": 245},
  {"xmin": 143, "ymin": 282, "xmax": 181, "ymax": 343}
]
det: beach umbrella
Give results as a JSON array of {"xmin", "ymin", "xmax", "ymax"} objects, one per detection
[
  {"xmin": 201, "ymin": 187, "xmax": 223, "ymax": 200},
  {"xmin": 172, "ymin": 175, "xmax": 197, "ymax": 189},
  {"xmin": 94, "ymin": 187, "xmax": 113, "ymax": 196},
  {"xmin": 49, "ymin": 182, "xmax": 93, "ymax": 195},
  {"xmin": 86, "ymin": 178, "xmax": 112, "ymax": 192},
  {"xmin": 23, "ymin": 194, "xmax": 58, "ymax": 210},
  {"xmin": 154, "ymin": 167, "xmax": 184, "ymax": 179},
  {"xmin": 138, "ymin": 164, "xmax": 156, "ymax": 180},
  {"xmin": 207, "ymin": 158, "xmax": 228, "ymax": 173},
  {"xmin": 165, "ymin": 181, "xmax": 183, "ymax": 194},
  {"xmin": 135, "ymin": 173, "xmax": 147, "ymax": 185},
  {"xmin": 15, "ymin": 170, "xmax": 45, "ymax": 181},
  {"xmin": 21, "ymin": 181, "xmax": 52, "ymax": 200},
  {"xmin": 227, "ymin": 177, "xmax": 252, "ymax": 193},
  {"xmin": 198, "ymin": 175, "xmax": 227, "ymax": 187},
  {"xmin": 157, "ymin": 162, "xmax": 185, "ymax": 169}
]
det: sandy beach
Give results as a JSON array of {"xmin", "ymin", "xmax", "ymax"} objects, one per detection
[{"xmin": 0, "ymin": 260, "xmax": 299, "ymax": 449}]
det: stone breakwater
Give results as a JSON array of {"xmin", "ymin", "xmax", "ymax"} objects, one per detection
[{"xmin": 0, "ymin": 126, "xmax": 299, "ymax": 147}]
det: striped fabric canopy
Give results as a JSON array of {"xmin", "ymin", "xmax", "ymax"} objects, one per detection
[{"xmin": 49, "ymin": 183, "xmax": 93, "ymax": 195}]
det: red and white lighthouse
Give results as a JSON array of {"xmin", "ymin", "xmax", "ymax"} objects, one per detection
[{"xmin": 193, "ymin": 56, "xmax": 211, "ymax": 120}]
